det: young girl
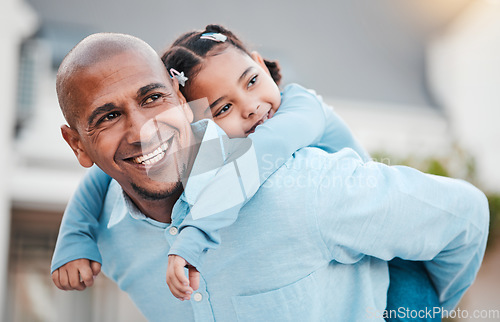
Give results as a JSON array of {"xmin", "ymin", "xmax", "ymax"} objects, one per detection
[{"xmin": 52, "ymin": 25, "xmax": 440, "ymax": 318}]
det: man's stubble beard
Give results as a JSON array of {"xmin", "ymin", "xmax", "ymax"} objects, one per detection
[
  {"xmin": 130, "ymin": 162, "xmax": 187, "ymax": 201},
  {"xmin": 131, "ymin": 180, "xmax": 183, "ymax": 201}
]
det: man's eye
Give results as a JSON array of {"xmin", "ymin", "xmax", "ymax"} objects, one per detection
[
  {"xmin": 214, "ymin": 104, "xmax": 231, "ymax": 117},
  {"xmin": 248, "ymin": 75, "xmax": 258, "ymax": 88},
  {"xmin": 144, "ymin": 94, "xmax": 162, "ymax": 105},
  {"xmin": 99, "ymin": 112, "xmax": 120, "ymax": 124}
]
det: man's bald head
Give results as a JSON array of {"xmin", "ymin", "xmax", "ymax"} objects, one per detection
[{"xmin": 56, "ymin": 33, "xmax": 164, "ymax": 128}]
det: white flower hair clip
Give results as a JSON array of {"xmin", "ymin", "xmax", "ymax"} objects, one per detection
[
  {"xmin": 169, "ymin": 68, "xmax": 188, "ymax": 87},
  {"xmin": 200, "ymin": 32, "xmax": 227, "ymax": 42}
]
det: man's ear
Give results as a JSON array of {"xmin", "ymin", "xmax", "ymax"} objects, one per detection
[
  {"xmin": 171, "ymin": 77, "xmax": 194, "ymax": 123},
  {"xmin": 250, "ymin": 51, "xmax": 271, "ymax": 76},
  {"xmin": 61, "ymin": 125, "xmax": 94, "ymax": 168}
]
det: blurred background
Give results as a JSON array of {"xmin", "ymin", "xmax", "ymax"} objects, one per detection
[{"xmin": 1, "ymin": 0, "xmax": 500, "ymax": 321}]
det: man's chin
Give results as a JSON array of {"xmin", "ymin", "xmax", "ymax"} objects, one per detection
[{"xmin": 130, "ymin": 181, "xmax": 183, "ymax": 201}]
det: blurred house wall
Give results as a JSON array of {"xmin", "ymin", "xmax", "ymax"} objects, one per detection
[
  {"xmin": 0, "ymin": 0, "xmax": 37, "ymax": 319},
  {"xmin": 428, "ymin": 0, "xmax": 500, "ymax": 192}
]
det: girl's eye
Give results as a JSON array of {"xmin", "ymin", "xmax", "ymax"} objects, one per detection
[
  {"xmin": 214, "ymin": 104, "xmax": 231, "ymax": 117},
  {"xmin": 248, "ymin": 75, "xmax": 258, "ymax": 88},
  {"xmin": 143, "ymin": 94, "xmax": 162, "ymax": 105}
]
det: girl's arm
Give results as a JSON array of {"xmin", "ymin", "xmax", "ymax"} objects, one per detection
[
  {"xmin": 309, "ymin": 89, "xmax": 370, "ymax": 162},
  {"xmin": 51, "ymin": 165, "xmax": 111, "ymax": 273},
  {"xmin": 170, "ymin": 84, "xmax": 358, "ymax": 269}
]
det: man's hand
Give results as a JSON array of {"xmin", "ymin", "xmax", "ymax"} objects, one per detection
[
  {"xmin": 166, "ymin": 255, "xmax": 200, "ymax": 301},
  {"xmin": 52, "ymin": 259, "xmax": 101, "ymax": 291}
]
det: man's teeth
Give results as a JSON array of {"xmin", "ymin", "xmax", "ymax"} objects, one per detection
[{"xmin": 133, "ymin": 143, "xmax": 168, "ymax": 165}]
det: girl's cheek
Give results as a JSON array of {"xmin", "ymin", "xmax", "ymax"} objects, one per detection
[
  {"xmin": 227, "ymin": 124, "xmax": 243, "ymax": 139},
  {"xmin": 214, "ymin": 119, "xmax": 231, "ymax": 135}
]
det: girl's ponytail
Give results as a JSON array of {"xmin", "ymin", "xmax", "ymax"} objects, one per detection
[
  {"xmin": 264, "ymin": 59, "xmax": 282, "ymax": 86},
  {"xmin": 162, "ymin": 24, "xmax": 283, "ymax": 96}
]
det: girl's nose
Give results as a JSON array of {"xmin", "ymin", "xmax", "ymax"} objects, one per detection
[{"xmin": 241, "ymin": 103, "xmax": 259, "ymax": 118}]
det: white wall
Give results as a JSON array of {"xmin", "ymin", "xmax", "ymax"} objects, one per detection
[
  {"xmin": 0, "ymin": 0, "xmax": 37, "ymax": 318},
  {"xmin": 428, "ymin": 0, "xmax": 500, "ymax": 192},
  {"xmin": 328, "ymin": 99, "xmax": 450, "ymax": 160},
  {"xmin": 0, "ymin": 0, "xmax": 36, "ymax": 318}
]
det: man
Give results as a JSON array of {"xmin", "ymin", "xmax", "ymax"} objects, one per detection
[{"xmin": 52, "ymin": 33, "xmax": 488, "ymax": 321}]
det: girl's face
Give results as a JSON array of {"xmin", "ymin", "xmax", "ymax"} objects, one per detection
[{"xmin": 187, "ymin": 47, "xmax": 282, "ymax": 138}]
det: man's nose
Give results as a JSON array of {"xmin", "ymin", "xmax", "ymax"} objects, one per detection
[{"xmin": 124, "ymin": 110, "xmax": 157, "ymax": 145}]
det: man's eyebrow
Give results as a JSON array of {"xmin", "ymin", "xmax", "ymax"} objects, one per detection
[
  {"xmin": 137, "ymin": 83, "xmax": 168, "ymax": 98},
  {"xmin": 87, "ymin": 103, "xmax": 117, "ymax": 126}
]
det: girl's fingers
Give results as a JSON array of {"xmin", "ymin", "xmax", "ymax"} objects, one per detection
[{"xmin": 189, "ymin": 267, "xmax": 200, "ymax": 291}]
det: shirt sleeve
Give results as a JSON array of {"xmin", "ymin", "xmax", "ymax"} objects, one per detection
[
  {"xmin": 249, "ymin": 83, "xmax": 328, "ymax": 181},
  {"xmin": 169, "ymin": 84, "xmax": 331, "ymax": 268},
  {"xmin": 313, "ymin": 148, "xmax": 489, "ymax": 310},
  {"xmin": 51, "ymin": 165, "xmax": 112, "ymax": 273}
]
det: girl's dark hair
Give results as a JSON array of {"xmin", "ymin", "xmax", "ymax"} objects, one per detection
[{"xmin": 161, "ymin": 24, "xmax": 282, "ymax": 98}]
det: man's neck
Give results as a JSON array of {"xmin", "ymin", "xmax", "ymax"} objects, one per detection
[{"xmin": 130, "ymin": 187, "xmax": 183, "ymax": 223}]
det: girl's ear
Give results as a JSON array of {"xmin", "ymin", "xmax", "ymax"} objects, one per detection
[
  {"xmin": 250, "ymin": 51, "xmax": 271, "ymax": 76},
  {"xmin": 171, "ymin": 77, "xmax": 184, "ymax": 100},
  {"xmin": 171, "ymin": 77, "xmax": 194, "ymax": 123},
  {"xmin": 171, "ymin": 76, "xmax": 181, "ymax": 98},
  {"xmin": 61, "ymin": 125, "xmax": 94, "ymax": 168}
]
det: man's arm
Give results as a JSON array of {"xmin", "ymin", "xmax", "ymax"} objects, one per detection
[
  {"xmin": 51, "ymin": 165, "xmax": 111, "ymax": 273},
  {"xmin": 313, "ymin": 148, "xmax": 489, "ymax": 310}
]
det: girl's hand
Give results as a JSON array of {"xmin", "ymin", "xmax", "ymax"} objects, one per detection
[
  {"xmin": 166, "ymin": 255, "xmax": 199, "ymax": 301},
  {"xmin": 52, "ymin": 259, "xmax": 101, "ymax": 291}
]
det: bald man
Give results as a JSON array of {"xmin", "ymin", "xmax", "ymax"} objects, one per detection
[{"xmin": 51, "ymin": 33, "xmax": 488, "ymax": 321}]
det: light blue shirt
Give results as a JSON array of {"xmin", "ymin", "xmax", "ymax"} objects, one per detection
[
  {"xmin": 51, "ymin": 84, "xmax": 489, "ymax": 320},
  {"xmin": 95, "ymin": 131, "xmax": 487, "ymax": 321}
]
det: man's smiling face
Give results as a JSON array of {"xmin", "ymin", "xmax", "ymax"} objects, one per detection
[{"xmin": 63, "ymin": 49, "xmax": 195, "ymax": 202}]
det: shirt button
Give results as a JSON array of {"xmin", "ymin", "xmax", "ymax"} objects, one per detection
[
  {"xmin": 193, "ymin": 292, "xmax": 203, "ymax": 302},
  {"xmin": 169, "ymin": 227, "xmax": 178, "ymax": 235}
]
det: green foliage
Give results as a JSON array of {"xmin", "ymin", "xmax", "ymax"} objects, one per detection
[
  {"xmin": 422, "ymin": 158, "xmax": 449, "ymax": 177},
  {"xmin": 487, "ymin": 194, "xmax": 500, "ymax": 248}
]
